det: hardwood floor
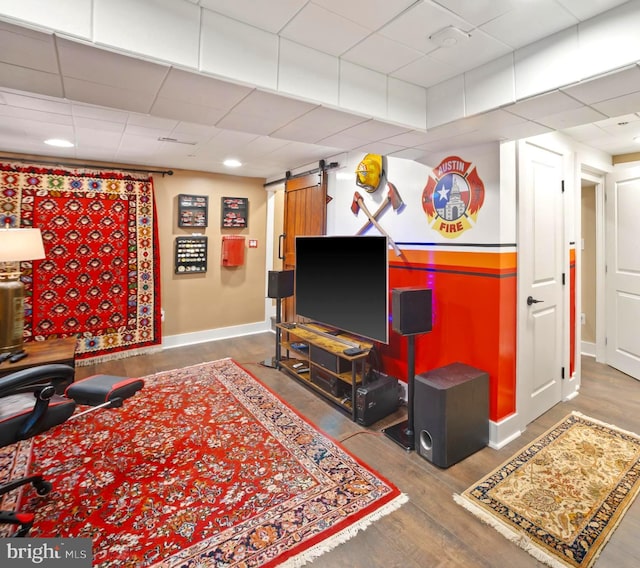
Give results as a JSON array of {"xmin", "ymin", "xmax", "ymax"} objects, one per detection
[{"xmin": 76, "ymin": 334, "xmax": 640, "ymax": 567}]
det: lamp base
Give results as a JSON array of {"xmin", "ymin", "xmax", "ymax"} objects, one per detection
[
  {"xmin": 383, "ymin": 420, "xmax": 415, "ymax": 451},
  {"xmin": 259, "ymin": 357, "xmax": 279, "ymax": 369},
  {"xmin": 0, "ymin": 277, "xmax": 25, "ymax": 354}
]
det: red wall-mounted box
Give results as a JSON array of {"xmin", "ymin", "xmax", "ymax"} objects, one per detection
[{"xmin": 221, "ymin": 235, "xmax": 245, "ymax": 267}]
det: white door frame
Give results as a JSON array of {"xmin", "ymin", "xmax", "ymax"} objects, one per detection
[{"xmin": 579, "ymin": 169, "xmax": 606, "ymax": 364}]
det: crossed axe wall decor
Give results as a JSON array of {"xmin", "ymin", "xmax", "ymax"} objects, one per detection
[{"xmin": 351, "ymin": 182, "xmax": 405, "ymax": 256}]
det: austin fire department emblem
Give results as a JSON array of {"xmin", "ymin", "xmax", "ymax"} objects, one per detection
[{"xmin": 422, "ymin": 156, "xmax": 485, "ymax": 238}]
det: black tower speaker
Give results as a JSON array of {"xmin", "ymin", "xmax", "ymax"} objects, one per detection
[
  {"xmin": 383, "ymin": 287, "xmax": 433, "ymax": 451},
  {"xmin": 267, "ymin": 270, "xmax": 294, "ymax": 299},
  {"xmin": 392, "ymin": 287, "xmax": 432, "ymax": 335},
  {"xmin": 413, "ymin": 362, "xmax": 489, "ymax": 468}
]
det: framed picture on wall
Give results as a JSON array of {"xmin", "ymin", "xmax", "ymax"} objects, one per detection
[
  {"xmin": 178, "ymin": 194, "xmax": 209, "ymax": 228},
  {"xmin": 221, "ymin": 197, "xmax": 248, "ymax": 228},
  {"xmin": 174, "ymin": 236, "xmax": 208, "ymax": 274}
]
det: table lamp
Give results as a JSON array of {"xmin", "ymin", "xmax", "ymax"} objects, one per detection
[{"xmin": 0, "ymin": 224, "xmax": 46, "ymax": 354}]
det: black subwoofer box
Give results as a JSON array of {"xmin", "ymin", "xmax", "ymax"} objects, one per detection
[
  {"xmin": 414, "ymin": 362, "xmax": 489, "ymax": 468},
  {"xmin": 392, "ymin": 287, "xmax": 432, "ymax": 335},
  {"xmin": 267, "ymin": 270, "xmax": 294, "ymax": 299}
]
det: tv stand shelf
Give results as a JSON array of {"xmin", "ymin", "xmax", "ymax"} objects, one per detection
[{"xmin": 276, "ymin": 323, "xmax": 373, "ymax": 420}]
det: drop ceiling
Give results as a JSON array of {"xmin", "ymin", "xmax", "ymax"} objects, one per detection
[{"xmin": 1, "ymin": 0, "xmax": 639, "ymax": 180}]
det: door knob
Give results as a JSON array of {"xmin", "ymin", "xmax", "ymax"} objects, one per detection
[{"xmin": 527, "ymin": 296, "xmax": 543, "ymax": 306}]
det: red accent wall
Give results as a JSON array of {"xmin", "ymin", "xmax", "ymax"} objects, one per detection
[
  {"xmin": 570, "ymin": 247, "xmax": 576, "ymax": 377},
  {"xmin": 378, "ymin": 249, "xmax": 517, "ymax": 423}
]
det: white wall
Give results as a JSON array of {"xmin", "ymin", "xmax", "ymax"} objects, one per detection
[{"xmin": 326, "ymin": 148, "xmax": 504, "ymax": 245}]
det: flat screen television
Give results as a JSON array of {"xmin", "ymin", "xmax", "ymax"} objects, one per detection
[{"xmin": 294, "ymin": 235, "xmax": 389, "ymax": 344}]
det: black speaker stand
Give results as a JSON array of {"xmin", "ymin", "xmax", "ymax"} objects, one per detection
[
  {"xmin": 383, "ymin": 334, "xmax": 416, "ymax": 451},
  {"xmin": 259, "ymin": 296, "xmax": 283, "ymax": 369}
]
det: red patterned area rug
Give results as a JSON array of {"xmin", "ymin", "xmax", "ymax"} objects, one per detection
[
  {"xmin": 0, "ymin": 162, "xmax": 161, "ymax": 363},
  {"xmin": 454, "ymin": 412, "xmax": 640, "ymax": 568},
  {"xmin": 1, "ymin": 359, "xmax": 407, "ymax": 567}
]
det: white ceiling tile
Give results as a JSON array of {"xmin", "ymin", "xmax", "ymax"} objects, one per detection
[
  {"xmin": 351, "ymin": 140, "xmax": 406, "ymax": 156},
  {"xmin": 94, "ymin": 0, "xmax": 200, "ymax": 69},
  {"xmin": 150, "ymin": 98, "xmax": 229, "ymax": 126},
  {"xmin": 427, "ymin": 75, "xmax": 465, "ymax": 129},
  {"xmin": 514, "ymin": 27, "xmax": 580, "ymax": 100},
  {"xmin": 465, "ymin": 54, "xmax": 515, "ymax": 117},
  {"xmin": 578, "ymin": 3, "xmax": 640, "ymax": 81},
  {"xmin": 381, "ymin": 130, "xmax": 436, "ymax": 147},
  {"xmin": 535, "ymin": 105, "xmax": 609, "ymax": 130},
  {"xmin": 0, "ymin": 63, "xmax": 63, "ymax": 98},
  {"xmin": 201, "ymin": 10, "xmax": 278, "ymax": 90},
  {"xmin": 388, "ymin": 78, "xmax": 427, "ymax": 130},
  {"xmin": 63, "ymin": 77, "xmax": 157, "ymax": 114},
  {"xmin": 504, "ymin": 91, "xmax": 584, "ymax": 120},
  {"xmin": 428, "ymin": 29, "xmax": 511, "ymax": 71},
  {"xmin": 0, "ymin": 91, "xmax": 71, "ymax": 115},
  {"xmin": 156, "ymin": 68, "xmax": 252, "ymax": 108},
  {"xmin": 73, "ymin": 116, "xmax": 126, "ymax": 134},
  {"xmin": 562, "ymin": 66, "xmax": 640, "ymax": 104},
  {"xmin": 271, "ymin": 107, "xmax": 369, "ymax": 143},
  {"xmin": 0, "ymin": 0, "xmax": 92, "ymax": 39},
  {"xmin": 433, "ymin": 0, "xmax": 519, "ymax": 26},
  {"xmin": 71, "ymin": 103, "xmax": 128, "ymax": 124},
  {"xmin": 199, "ymin": 0, "xmax": 307, "ymax": 34},
  {"xmin": 591, "ymin": 90, "xmax": 640, "ymax": 118},
  {"xmin": 312, "ymin": 0, "xmax": 416, "ymax": 31},
  {"xmin": 339, "ymin": 62, "xmax": 387, "ymax": 118},
  {"xmin": 216, "ymin": 90, "xmax": 317, "ymax": 135},
  {"xmin": 322, "ymin": 119, "xmax": 410, "ymax": 146},
  {"xmin": 391, "ymin": 55, "xmax": 459, "ymax": 89},
  {"xmin": 0, "ymin": 21, "xmax": 58, "ymax": 72},
  {"xmin": 556, "ymin": 0, "xmax": 629, "ymax": 21},
  {"xmin": 75, "ymin": 127, "xmax": 123, "ymax": 149},
  {"xmin": 280, "ymin": 3, "xmax": 370, "ymax": 57},
  {"xmin": 0, "ymin": 104, "xmax": 72, "ymax": 126},
  {"xmin": 169, "ymin": 122, "xmax": 218, "ymax": 141},
  {"xmin": 480, "ymin": 0, "xmax": 578, "ymax": 49},
  {"xmin": 57, "ymin": 39, "xmax": 169, "ymax": 93},
  {"xmin": 341, "ymin": 34, "xmax": 423, "ymax": 75},
  {"xmin": 278, "ymin": 39, "xmax": 339, "ymax": 106},
  {"xmin": 378, "ymin": 2, "xmax": 469, "ymax": 52}
]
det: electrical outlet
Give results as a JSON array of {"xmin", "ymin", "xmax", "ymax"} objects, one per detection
[{"xmin": 581, "ymin": 313, "xmax": 586, "ymax": 325}]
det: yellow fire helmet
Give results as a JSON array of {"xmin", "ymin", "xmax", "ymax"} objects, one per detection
[{"xmin": 355, "ymin": 153, "xmax": 384, "ymax": 193}]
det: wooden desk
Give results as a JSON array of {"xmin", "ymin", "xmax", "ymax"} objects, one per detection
[{"xmin": 0, "ymin": 337, "xmax": 77, "ymax": 378}]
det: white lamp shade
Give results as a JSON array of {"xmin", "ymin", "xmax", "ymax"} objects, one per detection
[{"xmin": 0, "ymin": 228, "xmax": 46, "ymax": 262}]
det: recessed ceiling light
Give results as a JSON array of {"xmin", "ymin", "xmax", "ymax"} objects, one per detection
[
  {"xmin": 224, "ymin": 159, "xmax": 242, "ymax": 168},
  {"xmin": 44, "ymin": 138, "xmax": 74, "ymax": 148}
]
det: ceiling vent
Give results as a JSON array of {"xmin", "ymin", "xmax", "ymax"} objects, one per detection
[
  {"xmin": 429, "ymin": 26, "xmax": 471, "ymax": 48},
  {"xmin": 158, "ymin": 137, "xmax": 197, "ymax": 145}
]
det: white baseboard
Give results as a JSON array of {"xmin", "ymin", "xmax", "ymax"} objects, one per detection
[
  {"xmin": 162, "ymin": 321, "xmax": 273, "ymax": 350},
  {"xmin": 488, "ymin": 412, "xmax": 522, "ymax": 449},
  {"xmin": 581, "ymin": 341, "xmax": 596, "ymax": 357}
]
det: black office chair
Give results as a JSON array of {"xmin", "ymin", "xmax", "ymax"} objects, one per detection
[{"xmin": 0, "ymin": 363, "xmax": 144, "ymax": 536}]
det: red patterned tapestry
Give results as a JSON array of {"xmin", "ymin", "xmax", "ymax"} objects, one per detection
[
  {"xmin": 0, "ymin": 162, "xmax": 161, "ymax": 362},
  {"xmin": 1, "ymin": 359, "xmax": 408, "ymax": 566}
]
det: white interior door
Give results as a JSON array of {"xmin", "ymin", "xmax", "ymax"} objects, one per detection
[
  {"xmin": 518, "ymin": 141, "xmax": 565, "ymax": 425},
  {"xmin": 605, "ymin": 167, "xmax": 640, "ymax": 380}
]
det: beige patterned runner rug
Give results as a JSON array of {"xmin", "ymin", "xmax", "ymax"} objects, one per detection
[{"xmin": 454, "ymin": 411, "xmax": 640, "ymax": 568}]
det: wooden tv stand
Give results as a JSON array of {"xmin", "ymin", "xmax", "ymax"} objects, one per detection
[{"xmin": 276, "ymin": 322, "xmax": 373, "ymax": 420}]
